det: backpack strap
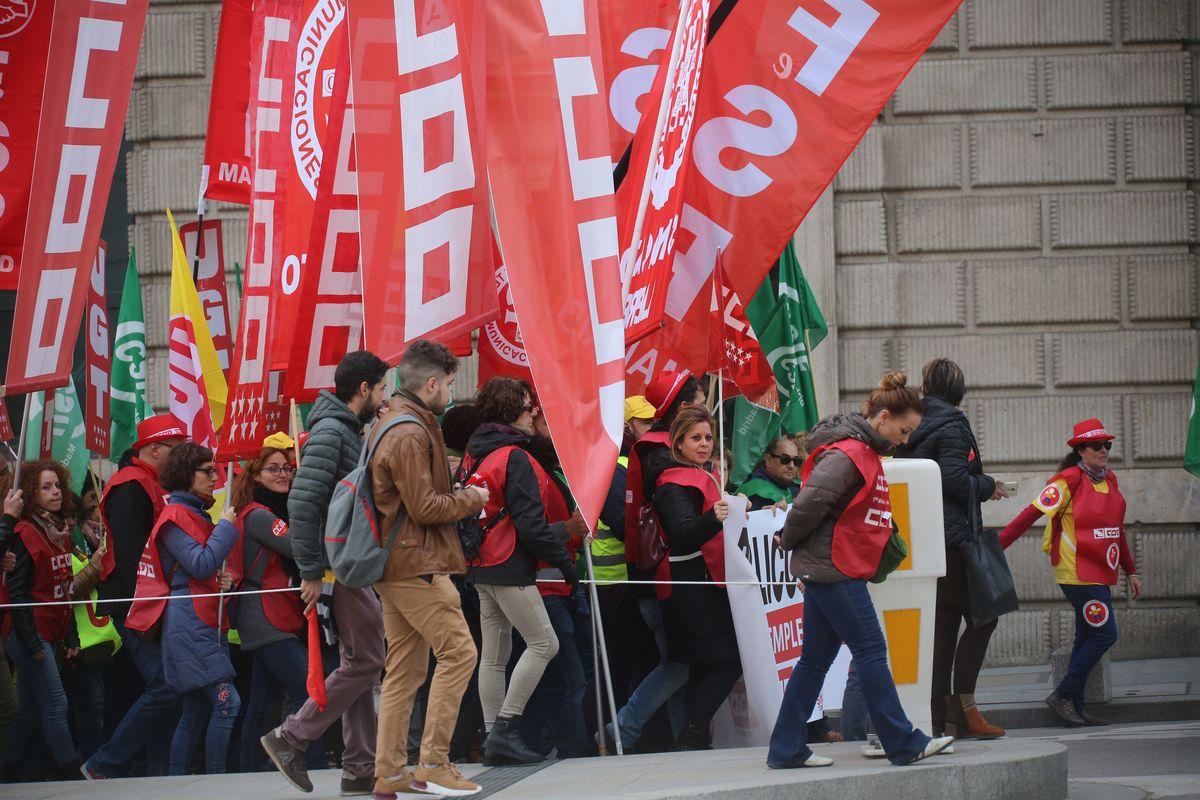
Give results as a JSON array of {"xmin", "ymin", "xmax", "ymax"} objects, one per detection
[{"xmin": 367, "ymin": 414, "xmax": 430, "ymax": 552}]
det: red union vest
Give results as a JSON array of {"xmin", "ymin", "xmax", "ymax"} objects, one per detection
[
  {"xmin": 535, "ymin": 477, "xmax": 579, "ymax": 598},
  {"xmin": 125, "ymin": 503, "xmax": 226, "ymax": 633},
  {"xmin": 464, "ymin": 446, "xmax": 570, "ymax": 570},
  {"xmin": 1047, "ymin": 466, "xmax": 1129, "ymax": 586},
  {"xmin": 231, "ymin": 503, "xmax": 305, "ymax": 635},
  {"xmin": 624, "ymin": 431, "xmax": 671, "ymax": 567},
  {"xmin": 99, "ymin": 459, "xmax": 168, "ymax": 579},
  {"xmin": 14, "ymin": 520, "xmax": 74, "ymax": 642},
  {"xmin": 801, "ymin": 438, "xmax": 892, "ymax": 580},
  {"xmin": 653, "ymin": 465, "xmax": 725, "ymax": 600}
]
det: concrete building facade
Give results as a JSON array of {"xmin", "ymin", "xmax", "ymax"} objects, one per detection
[{"xmin": 124, "ymin": 0, "xmax": 1199, "ymax": 665}]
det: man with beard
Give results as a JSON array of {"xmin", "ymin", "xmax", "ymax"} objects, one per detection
[
  {"xmin": 262, "ymin": 350, "xmax": 389, "ymax": 796},
  {"xmin": 367, "ymin": 340, "xmax": 490, "ymax": 797}
]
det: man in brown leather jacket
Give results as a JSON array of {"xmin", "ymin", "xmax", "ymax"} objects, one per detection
[{"xmin": 368, "ymin": 340, "xmax": 489, "ymax": 798}]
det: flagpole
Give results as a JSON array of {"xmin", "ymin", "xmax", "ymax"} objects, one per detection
[
  {"xmin": 581, "ymin": 543, "xmax": 624, "ymax": 756},
  {"xmin": 718, "ymin": 370, "xmax": 726, "ymax": 489},
  {"xmin": 11, "ymin": 397, "xmax": 32, "ymax": 487},
  {"xmin": 290, "ymin": 400, "xmax": 302, "ymax": 466},
  {"xmin": 590, "ymin": 582, "xmax": 606, "ymax": 755}
]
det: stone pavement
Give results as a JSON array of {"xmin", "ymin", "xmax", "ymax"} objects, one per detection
[
  {"xmin": 974, "ymin": 657, "xmax": 1200, "ymax": 729},
  {"xmin": 1, "ymin": 739, "xmax": 1067, "ymax": 800}
]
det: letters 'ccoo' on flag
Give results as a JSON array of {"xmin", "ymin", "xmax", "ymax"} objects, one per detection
[{"xmin": 167, "ymin": 209, "xmax": 228, "ymax": 450}]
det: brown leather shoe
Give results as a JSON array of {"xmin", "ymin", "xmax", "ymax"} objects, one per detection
[
  {"xmin": 961, "ymin": 704, "xmax": 1005, "ymax": 739},
  {"xmin": 947, "ymin": 694, "xmax": 1005, "ymax": 739}
]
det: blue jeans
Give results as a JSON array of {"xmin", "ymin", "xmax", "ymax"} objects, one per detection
[
  {"xmin": 4, "ymin": 633, "xmax": 77, "ymax": 767},
  {"xmin": 62, "ymin": 660, "xmax": 106, "ymax": 762},
  {"xmin": 611, "ymin": 598, "xmax": 687, "ymax": 747},
  {"xmin": 169, "ymin": 680, "xmax": 241, "ymax": 774},
  {"xmin": 238, "ymin": 639, "xmax": 328, "ymax": 771},
  {"xmin": 1057, "ymin": 584, "xmax": 1118, "ymax": 712},
  {"xmin": 85, "ymin": 621, "xmax": 181, "ymax": 777},
  {"xmin": 524, "ymin": 595, "xmax": 590, "ymax": 757},
  {"xmin": 768, "ymin": 580, "xmax": 929, "ymax": 767}
]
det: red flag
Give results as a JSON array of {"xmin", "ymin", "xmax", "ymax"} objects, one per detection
[
  {"xmin": 4, "ymin": 0, "xmax": 150, "ymax": 394},
  {"xmin": 597, "ymin": 0, "xmax": 679, "ymax": 164},
  {"xmin": 477, "ymin": 237, "xmax": 533, "ymax": 386},
  {"xmin": 347, "ymin": 0, "xmax": 496, "ymax": 366},
  {"xmin": 305, "ymin": 607, "xmax": 327, "ymax": 710},
  {"xmin": 85, "ymin": 241, "xmax": 110, "ymax": 456},
  {"xmin": 180, "ymin": 220, "xmax": 235, "ymax": 376},
  {"xmin": 200, "ymin": 0, "xmax": 253, "ymax": 205},
  {"xmin": 486, "ymin": 0, "xmax": 625, "ymax": 529},
  {"xmin": 40, "ymin": 388, "xmax": 55, "ymax": 460},
  {"xmin": 0, "ymin": 0, "xmax": 54, "ymax": 291},
  {"xmin": 0, "ymin": 399, "xmax": 13, "ymax": 442},
  {"xmin": 625, "ymin": 0, "xmax": 960, "ymax": 393},
  {"xmin": 283, "ymin": 35, "xmax": 363, "ymax": 403},
  {"xmin": 709, "ymin": 257, "xmax": 774, "ymax": 400},
  {"xmin": 618, "ymin": 0, "xmax": 709, "ymax": 345}
]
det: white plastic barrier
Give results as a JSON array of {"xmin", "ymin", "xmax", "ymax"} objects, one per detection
[{"xmin": 867, "ymin": 457, "xmax": 947, "ymax": 734}]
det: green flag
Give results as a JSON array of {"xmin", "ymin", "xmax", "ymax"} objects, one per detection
[
  {"xmin": 25, "ymin": 377, "xmax": 90, "ymax": 491},
  {"xmin": 731, "ymin": 241, "xmax": 828, "ymax": 486},
  {"xmin": 110, "ymin": 250, "xmax": 154, "ymax": 461},
  {"xmin": 1187, "ymin": 361, "xmax": 1200, "ymax": 478}
]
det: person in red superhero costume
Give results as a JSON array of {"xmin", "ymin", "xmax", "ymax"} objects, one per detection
[
  {"xmin": 1000, "ymin": 418, "xmax": 1143, "ymax": 727},
  {"xmin": 653, "ymin": 405, "xmax": 741, "ymax": 750},
  {"xmin": 4, "ymin": 459, "xmax": 80, "ymax": 777},
  {"xmin": 768, "ymin": 372, "xmax": 955, "ymax": 769}
]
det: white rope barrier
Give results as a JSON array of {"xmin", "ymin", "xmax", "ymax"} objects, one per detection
[{"xmin": 0, "ymin": 576, "xmax": 800, "ymax": 609}]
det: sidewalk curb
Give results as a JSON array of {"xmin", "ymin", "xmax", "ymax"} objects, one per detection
[{"xmin": 981, "ymin": 695, "xmax": 1200, "ymax": 730}]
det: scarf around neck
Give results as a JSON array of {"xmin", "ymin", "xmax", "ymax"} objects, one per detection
[{"xmin": 252, "ymin": 484, "xmax": 290, "ymax": 523}]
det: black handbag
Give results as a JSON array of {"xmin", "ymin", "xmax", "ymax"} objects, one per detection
[{"xmin": 960, "ymin": 479, "xmax": 1019, "ymax": 627}]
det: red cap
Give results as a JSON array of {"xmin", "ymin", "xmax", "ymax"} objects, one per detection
[
  {"xmin": 132, "ymin": 414, "xmax": 188, "ymax": 451},
  {"xmin": 645, "ymin": 370, "xmax": 692, "ymax": 420},
  {"xmin": 1068, "ymin": 418, "xmax": 1115, "ymax": 448}
]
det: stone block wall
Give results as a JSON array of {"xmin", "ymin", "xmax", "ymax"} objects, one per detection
[
  {"xmin": 828, "ymin": 0, "xmax": 1200, "ymax": 664},
  {"xmin": 125, "ymin": 0, "xmax": 1200, "ymax": 664}
]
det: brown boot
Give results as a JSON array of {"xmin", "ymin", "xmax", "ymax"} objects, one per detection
[
  {"xmin": 958, "ymin": 694, "xmax": 1005, "ymax": 739},
  {"xmin": 931, "ymin": 696, "xmax": 949, "ymax": 736}
]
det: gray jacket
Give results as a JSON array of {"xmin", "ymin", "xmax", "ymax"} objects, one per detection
[
  {"xmin": 288, "ymin": 390, "xmax": 365, "ymax": 580},
  {"xmin": 782, "ymin": 413, "xmax": 893, "ymax": 584}
]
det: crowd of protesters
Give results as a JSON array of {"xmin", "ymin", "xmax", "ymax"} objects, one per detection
[{"xmin": 0, "ymin": 347, "xmax": 1141, "ymax": 792}]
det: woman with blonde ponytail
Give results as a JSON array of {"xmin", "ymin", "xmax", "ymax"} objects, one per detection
[{"xmin": 768, "ymin": 372, "xmax": 954, "ymax": 769}]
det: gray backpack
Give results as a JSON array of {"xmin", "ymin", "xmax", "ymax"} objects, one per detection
[{"xmin": 324, "ymin": 414, "xmax": 423, "ymax": 588}]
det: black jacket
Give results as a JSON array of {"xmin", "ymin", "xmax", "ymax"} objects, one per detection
[
  {"xmin": 97, "ymin": 478, "xmax": 156, "ymax": 623},
  {"xmin": 895, "ymin": 396, "xmax": 995, "ymax": 548},
  {"xmin": 465, "ymin": 423, "xmax": 572, "ymax": 587},
  {"xmin": 7, "ymin": 518, "xmax": 79, "ymax": 652}
]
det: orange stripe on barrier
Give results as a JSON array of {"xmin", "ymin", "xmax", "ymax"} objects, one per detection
[
  {"xmin": 883, "ymin": 608, "xmax": 921, "ymax": 685},
  {"xmin": 888, "ymin": 482, "xmax": 914, "ymax": 572}
]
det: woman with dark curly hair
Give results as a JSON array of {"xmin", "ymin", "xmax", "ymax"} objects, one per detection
[
  {"xmin": 4, "ymin": 459, "xmax": 80, "ymax": 776},
  {"xmin": 125, "ymin": 443, "xmax": 240, "ymax": 774}
]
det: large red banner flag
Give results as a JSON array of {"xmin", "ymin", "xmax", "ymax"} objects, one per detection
[
  {"xmin": 85, "ymin": 241, "xmax": 110, "ymax": 456},
  {"xmin": 625, "ymin": 0, "xmax": 961, "ymax": 393},
  {"xmin": 0, "ymin": 399, "xmax": 13, "ymax": 442},
  {"xmin": 487, "ymin": 0, "xmax": 626, "ymax": 530},
  {"xmin": 618, "ymin": 0, "xmax": 709, "ymax": 346},
  {"xmin": 5, "ymin": 0, "xmax": 150, "ymax": 394},
  {"xmin": 200, "ymin": 0, "xmax": 253, "ymax": 205},
  {"xmin": 284, "ymin": 36, "xmax": 364, "ymax": 403},
  {"xmin": 347, "ymin": 0, "xmax": 496, "ymax": 366},
  {"xmin": 179, "ymin": 219, "xmax": 235, "ymax": 374},
  {"xmin": 0, "ymin": 0, "xmax": 54, "ymax": 291},
  {"xmin": 477, "ymin": 234, "xmax": 533, "ymax": 386}
]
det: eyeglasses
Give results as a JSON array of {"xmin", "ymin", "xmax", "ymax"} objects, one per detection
[
  {"xmin": 262, "ymin": 464, "xmax": 296, "ymax": 476},
  {"xmin": 194, "ymin": 466, "xmax": 218, "ymax": 478},
  {"xmin": 522, "ymin": 403, "xmax": 540, "ymax": 415},
  {"xmin": 768, "ymin": 453, "xmax": 802, "ymax": 466},
  {"xmin": 1084, "ymin": 442, "xmax": 1113, "ymax": 452}
]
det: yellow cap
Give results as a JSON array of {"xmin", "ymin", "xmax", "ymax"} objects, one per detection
[
  {"xmin": 624, "ymin": 395, "xmax": 656, "ymax": 423},
  {"xmin": 263, "ymin": 431, "xmax": 295, "ymax": 450}
]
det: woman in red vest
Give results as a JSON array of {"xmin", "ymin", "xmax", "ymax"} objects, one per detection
[
  {"xmin": 230, "ymin": 439, "xmax": 322, "ymax": 771},
  {"xmin": 125, "ymin": 443, "xmax": 239, "ymax": 774},
  {"xmin": 652, "ymin": 405, "xmax": 740, "ymax": 750},
  {"xmin": 768, "ymin": 372, "xmax": 954, "ymax": 769},
  {"xmin": 4, "ymin": 459, "xmax": 79, "ymax": 776},
  {"xmin": 1000, "ymin": 418, "xmax": 1141, "ymax": 727}
]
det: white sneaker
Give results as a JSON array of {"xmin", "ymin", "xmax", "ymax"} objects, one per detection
[
  {"xmin": 902, "ymin": 735, "xmax": 955, "ymax": 765},
  {"xmin": 802, "ymin": 754, "xmax": 834, "ymax": 767},
  {"xmin": 860, "ymin": 734, "xmax": 886, "ymax": 759}
]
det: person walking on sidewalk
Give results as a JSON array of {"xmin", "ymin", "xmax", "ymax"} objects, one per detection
[
  {"xmin": 368, "ymin": 341, "xmax": 489, "ymax": 798},
  {"xmin": 261, "ymin": 350, "xmax": 390, "ymax": 795},
  {"xmin": 1000, "ymin": 418, "xmax": 1142, "ymax": 727},
  {"xmin": 768, "ymin": 372, "xmax": 954, "ymax": 769},
  {"xmin": 895, "ymin": 358, "xmax": 1012, "ymax": 739}
]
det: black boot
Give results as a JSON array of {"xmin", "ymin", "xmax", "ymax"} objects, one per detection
[
  {"xmin": 484, "ymin": 716, "xmax": 543, "ymax": 765},
  {"xmin": 674, "ymin": 722, "xmax": 713, "ymax": 751}
]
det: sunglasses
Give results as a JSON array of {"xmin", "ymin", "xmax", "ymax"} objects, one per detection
[
  {"xmin": 262, "ymin": 464, "xmax": 296, "ymax": 476},
  {"xmin": 769, "ymin": 453, "xmax": 802, "ymax": 466},
  {"xmin": 194, "ymin": 466, "xmax": 218, "ymax": 478},
  {"xmin": 522, "ymin": 403, "xmax": 540, "ymax": 415},
  {"xmin": 1083, "ymin": 442, "xmax": 1113, "ymax": 453}
]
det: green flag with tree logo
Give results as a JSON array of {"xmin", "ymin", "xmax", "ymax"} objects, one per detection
[
  {"xmin": 730, "ymin": 241, "xmax": 827, "ymax": 486},
  {"xmin": 110, "ymin": 250, "xmax": 155, "ymax": 461},
  {"xmin": 25, "ymin": 377, "xmax": 90, "ymax": 490}
]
